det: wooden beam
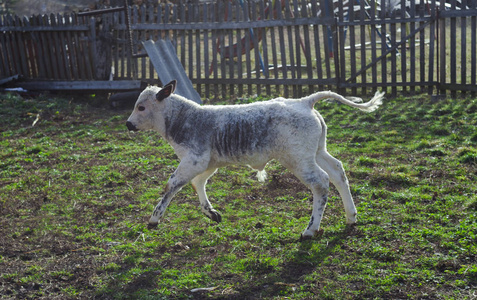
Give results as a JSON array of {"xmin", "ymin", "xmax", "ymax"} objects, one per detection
[{"xmin": 13, "ymin": 80, "xmax": 146, "ymax": 92}]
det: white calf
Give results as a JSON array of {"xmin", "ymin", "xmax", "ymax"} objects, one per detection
[{"xmin": 126, "ymin": 80, "xmax": 384, "ymax": 239}]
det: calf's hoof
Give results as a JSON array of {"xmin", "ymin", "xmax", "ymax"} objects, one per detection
[
  {"xmin": 346, "ymin": 215, "xmax": 357, "ymax": 225},
  {"xmin": 209, "ymin": 210, "xmax": 222, "ymax": 223},
  {"xmin": 299, "ymin": 229, "xmax": 324, "ymax": 241}
]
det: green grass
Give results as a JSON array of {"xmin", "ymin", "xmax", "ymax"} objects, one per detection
[{"xmin": 0, "ymin": 92, "xmax": 476, "ymax": 299}]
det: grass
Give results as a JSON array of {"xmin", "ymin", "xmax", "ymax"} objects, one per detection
[{"xmin": 0, "ymin": 91, "xmax": 476, "ymax": 299}]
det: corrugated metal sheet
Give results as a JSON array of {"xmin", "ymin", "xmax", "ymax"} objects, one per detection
[{"xmin": 143, "ymin": 39, "xmax": 202, "ymax": 104}]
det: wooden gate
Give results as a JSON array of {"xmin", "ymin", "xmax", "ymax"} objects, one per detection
[
  {"xmin": 332, "ymin": 0, "xmax": 476, "ymax": 97},
  {"xmin": 438, "ymin": 0, "xmax": 477, "ymax": 96}
]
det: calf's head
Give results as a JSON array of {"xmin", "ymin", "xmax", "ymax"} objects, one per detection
[{"xmin": 126, "ymin": 80, "xmax": 176, "ymax": 132}]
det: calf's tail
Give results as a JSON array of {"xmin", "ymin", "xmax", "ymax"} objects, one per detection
[{"xmin": 305, "ymin": 90, "xmax": 385, "ymax": 112}]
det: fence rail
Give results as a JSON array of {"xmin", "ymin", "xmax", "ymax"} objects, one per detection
[{"xmin": 1, "ymin": 0, "xmax": 476, "ymax": 100}]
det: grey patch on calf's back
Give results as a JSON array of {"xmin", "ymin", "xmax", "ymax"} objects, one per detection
[{"xmin": 213, "ymin": 110, "xmax": 274, "ymax": 157}]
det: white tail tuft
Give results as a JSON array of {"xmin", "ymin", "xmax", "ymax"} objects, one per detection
[
  {"xmin": 358, "ymin": 91, "xmax": 385, "ymax": 112},
  {"xmin": 307, "ymin": 90, "xmax": 385, "ymax": 113}
]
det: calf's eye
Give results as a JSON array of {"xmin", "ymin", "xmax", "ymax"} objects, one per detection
[{"xmin": 138, "ymin": 106, "xmax": 145, "ymax": 111}]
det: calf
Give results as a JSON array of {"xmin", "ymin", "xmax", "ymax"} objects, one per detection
[{"xmin": 126, "ymin": 80, "xmax": 384, "ymax": 239}]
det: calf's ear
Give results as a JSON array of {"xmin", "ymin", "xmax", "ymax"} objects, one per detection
[{"xmin": 156, "ymin": 80, "xmax": 177, "ymax": 101}]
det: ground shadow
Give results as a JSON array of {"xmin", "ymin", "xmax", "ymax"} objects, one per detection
[{"xmin": 224, "ymin": 225, "xmax": 360, "ymax": 300}]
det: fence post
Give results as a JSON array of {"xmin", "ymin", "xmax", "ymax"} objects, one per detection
[
  {"xmin": 89, "ymin": 17, "xmax": 98, "ymax": 79},
  {"xmin": 439, "ymin": 0, "xmax": 446, "ymax": 94},
  {"xmin": 332, "ymin": 16, "xmax": 341, "ymax": 93}
]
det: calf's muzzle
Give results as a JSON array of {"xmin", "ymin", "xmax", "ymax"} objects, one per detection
[{"xmin": 126, "ymin": 121, "xmax": 138, "ymax": 132}]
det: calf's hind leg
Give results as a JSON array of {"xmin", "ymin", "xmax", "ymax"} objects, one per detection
[
  {"xmin": 316, "ymin": 150, "xmax": 357, "ymax": 225},
  {"xmin": 283, "ymin": 158, "xmax": 330, "ymax": 239},
  {"xmin": 191, "ymin": 168, "xmax": 222, "ymax": 223}
]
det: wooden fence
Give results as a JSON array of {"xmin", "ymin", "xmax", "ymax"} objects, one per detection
[{"xmin": 1, "ymin": 0, "xmax": 476, "ymax": 100}]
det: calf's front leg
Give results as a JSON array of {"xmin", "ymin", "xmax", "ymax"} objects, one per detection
[
  {"xmin": 148, "ymin": 159, "xmax": 207, "ymax": 228},
  {"xmin": 191, "ymin": 168, "xmax": 222, "ymax": 223}
]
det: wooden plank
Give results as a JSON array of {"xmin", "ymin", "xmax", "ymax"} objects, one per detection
[
  {"xmin": 23, "ymin": 16, "xmax": 37, "ymax": 78},
  {"xmin": 285, "ymin": 0, "xmax": 297, "ymax": 97},
  {"xmin": 27, "ymin": 16, "xmax": 43, "ymax": 79},
  {"xmin": 76, "ymin": 14, "xmax": 89, "ymax": 80},
  {"xmin": 269, "ymin": 17, "xmax": 279, "ymax": 94},
  {"xmin": 252, "ymin": 0, "xmax": 261, "ymax": 96},
  {"xmin": 44, "ymin": 14, "xmax": 59, "ymax": 79},
  {"xmin": 410, "ymin": 0, "xmax": 417, "ymax": 93},
  {"xmin": 380, "ymin": 0, "xmax": 387, "ymax": 94},
  {"xmin": 117, "ymin": 15, "xmax": 330, "ymax": 31},
  {"xmin": 370, "ymin": 0, "xmax": 378, "ymax": 93},
  {"xmin": 193, "ymin": 3, "xmax": 202, "ymax": 97},
  {"xmin": 140, "ymin": 5, "xmax": 147, "ymax": 81},
  {"xmin": 0, "ymin": 24, "xmax": 89, "ymax": 32},
  {"xmin": 400, "ymin": 0, "xmax": 407, "ymax": 94},
  {"xmin": 148, "ymin": 4, "xmax": 156, "ymax": 81},
  {"xmin": 219, "ymin": 1, "xmax": 227, "ymax": 99},
  {"xmin": 124, "ymin": 3, "xmax": 133, "ymax": 80},
  {"xmin": 6, "ymin": 15, "xmax": 20, "ymax": 76},
  {"xmin": 261, "ymin": 0, "xmax": 271, "ymax": 96},
  {"xmin": 291, "ymin": 0, "xmax": 301, "ymax": 97},
  {"xmin": 427, "ymin": 1, "xmax": 436, "ymax": 94},
  {"xmin": 58, "ymin": 14, "xmax": 72, "ymax": 80},
  {"xmin": 210, "ymin": 2, "xmax": 219, "ymax": 99},
  {"xmin": 0, "ymin": 16, "xmax": 12, "ymax": 77},
  {"xmin": 194, "ymin": 77, "xmax": 337, "ymax": 86},
  {"xmin": 79, "ymin": 15, "xmax": 94, "ymax": 80},
  {"xmin": 228, "ymin": 1, "xmax": 235, "ymax": 97},
  {"xmin": 95, "ymin": 11, "xmax": 113, "ymax": 81},
  {"xmin": 164, "ymin": 4, "xmax": 171, "ymax": 40},
  {"xmin": 439, "ymin": 83, "xmax": 477, "ymax": 93},
  {"xmin": 471, "ymin": 0, "xmax": 477, "ymax": 97},
  {"xmin": 37, "ymin": 15, "xmax": 53, "ymax": 79},
  {"xmin": 202, "ymin": 3, "xmax": 210, "ymax": 98},
  {"xmin": 450, "ymin": 0, "xmax": 457, "ymax": 98},
  {"xmin": 0, "ymin": 15, "xmax": 7, "ymax": 77},
  {"xmin": 390, "ymin": 10, "xmax": 397, "ymax": 96},
  {"xmin": 337, "ymin": 0, "xmax": 346, "ymax": 94},
  {"xmin": 419, "ymin": 0, "xmax": 426, "ymax": 92},
  {"xmin": 460, "ymin": 0, "xmax": 467, "ymax": 95},
  {"xmin": 320, "ymin": 0, "xmax": 332, "ymax": 91},
  {"xmin": 277, "ymin": 0, "xmax": 288, "ymax": 97},
  {"xmin": 359, "ymin": 0, "xmax": 367, "ymax": 94},
  {"xmin": 348, "ymin": 0, "xmax": 357, "ymax": 95},
  {"xmin": 57, "ymin": 14, "xmax": 69, "ymax": 79},
  {"xmin": 72, "ymin": 14, "xmax": 87, "ymax": 80},
  {"xmin": 52, "ymin": 14, "xmax": 67, "ymax": 79},
  {"xmin": 243, "ymin": 0, "xmax": 252, "ymax": 97},
  {"xmin": 341, "ymin": 81, "xmax": 436, "ymax": 89},
  {"xmin": 310, "ymin": 0, "xmax": 323, "ymax": 92},
  {"xmin": 171, "ymin": 4, "xmax": 178, "ymax": 47},
  {"xmin": 181, "ymin": 3, "xmax": 187, "ymax": 79},
  {"xmin": 14, "ymin": 16, "xmax": 30, "ymax": 77},
  {"xmin": 15, "ymin": 80, "xmax": 145, "ymax": 91},
  {"xmin": 236, "ymin": 0, "xmax": 244, "ymax": 97},
  {"xmin": 119, "ymin": 9, "xmax": 126, "ymax": 79},
  {"xmin": 332, "ymin": 18, "xmax": 340, "ymax": 93}
]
